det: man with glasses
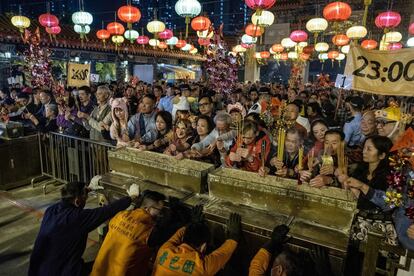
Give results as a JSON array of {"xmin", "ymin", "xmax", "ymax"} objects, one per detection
[
  {"xmin": 198, "ymin": 95, "xmax": 215, "ymax": 118},
  {"xmin": 375, "ymin": 106, "xmax": 401, "ymax": 143}
]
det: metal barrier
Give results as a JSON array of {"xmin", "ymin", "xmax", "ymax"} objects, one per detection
[{"xmin": 36, "ymin": 132, "xmax": 115, "ymax": 193}]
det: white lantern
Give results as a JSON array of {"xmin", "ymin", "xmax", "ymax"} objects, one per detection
[
  {"xmin": 175, "ymin": 0, "xmax": 201, "ymax": 17},
  {"xmin": 288, "ymin": 51, "xmax": 298, "ymax": 59},
  {"xmin": 149, "ymin": 39, "xmax": 160, "ymax": 47},
  {"xmin": 341, "ymin": 45, "xmax": 350, "ymax": 54},
  {"xmin": 269, "ymin": 48, "xmax": 276, "ymax": 54},
  {"xmin": 382, "ymin": 31, "xmax": 402, "ymax": 43},
  {"xmin": 407, "ymin": 37, "xmax": 414, "ymax": 47},
  {"xmin": 190, "ymin": 48, "xmax": 198, "ymax": 54},
  {"xmin": 124, "ymin": 30, "xmax": 139, "ymax": 41},
  {"xmin": 241, "ymin": 34, "xmax": 257, "ymax": 44},
  {"xmin": 251, "ymin": 10, "xmax": 274, "ymax": 27},
  {"xmin": 72, "ymin": 11, "xmax": 93, "ymax": 26},
  {"xmin": 306, "ymin": 18, "xmax": 328, "ymax": 33},
  {"xmin": 336, "ymin": 53, "xmax": 346, "ymax": 61},
  {"xmin": 319, "ymin": 53, "xmax": 328, "ymax": 60},
  {"xmin": 147, "ymin": 20, "xmax": 166, "ymax": 34},
  {"xmin": 254, "ymin": 52, "xmax": 262, "ymax": 59},
  {"xmin": 281, "ymin": 38, "xmax": 297, "ymax": 49},
  {"xmin": 166, "ymin": 36, "xmax": 178, "ymax": 46},
  {"xmin": 315, "ymin": 42, "xmax": 329, "ymax": 52},
  {"xmin": 181, "ymin": 43, "xmax": 192, "ymax": 51},
  {"xmin": 233, "ymin": 45, "xmax": 247, "ymax": 53},
  {"xmin": 298, "ymin": 41, "xmax": 308, "ymax": 48},
  {"xmin": 74, "ymin": 24, "xmax": 90, "ymax": 34},
  {"xmin": 346, "ymin": 26, "xmax": 367, "ymax": 40}
]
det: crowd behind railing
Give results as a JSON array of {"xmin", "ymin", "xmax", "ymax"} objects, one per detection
[{"xmin": 1, "ymin": 77, "xmax": 414, "ymax": 275}]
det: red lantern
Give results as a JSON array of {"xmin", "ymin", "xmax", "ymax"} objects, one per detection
[
  {"xmin": 191, "ymin": 16, "xmax": 211, "ymax": 31},
  {"xmin": 271, "ymin": 44, "xmax": 284, "ymax": 52},
  {"xmin": 137, "ymin": 35, "xmax": 149, "ymax": 45},
  {"xmin": 323, "ymin": 2, "xmax": 352, "ymax": 22},
  {"xmin": 332, "ymin": 34, "xmax": 350, "ymax": 46},
  {"xmin": 241, "ymin": 43, "xmax": 254, "ymax": 49},
  {"xmin": 300, "ymin": 53, "xmax": 310, "ymax": 60},
  {"xmin": 96, "ymin": 29, "xmax": 110, "ymax": 40},
  {"xmin": 303, "ymin": 45, "xmax": 314, "ymax": 54},
  {"xmin": 375, "ymin": 11, "xmax": 401, "ymax": 29},
  {"xmin": 46, "ymin": 26, "xmax": 61, "ymax": 35},
  {"xmin": 280, "ymin": 52, "xmax": 288, "ymax": 61},
  {"xmin": 245, "ymin": 0, "xmax": 276, "ymax": 10},
  {"xmin": 260, "ymin": 51, "xmax": 270, "ymax": 58},
  {"xmin": 107, "ymin": 22, "xmax": 125, "ymax": 35},
  {"xmin": 176, "ymin": 39, "xmax": 187, "ymax": 48},
  {"xmin": 39, "ymin": 13, "xmax": 59, "ymax": 28},
  {"xmin": 388, "ymin": 42, "xmax": 402, "ymax": 51},
  {"xmin": 158, "ymin": 41, "xmax": 168, "ymax": 49},
  {"xmin": 328, "ymin": 50, "xmax": 339, "ymax": 59},
  {"xmin": 159, "ymin": 29, "xmax": 173, "ymax": 40},
  {"xmin": 117, "ymin": 5, "xmax": 141, "ymax": 29},
  {"xmin": 290, "ymin": 30, "xmax": 308, "ymax": 42},
  {"xmin": 409, "ymin": 23, "xmax": 414, "ymax": 35},
  {"xmin": 198, "ymin": 38, "xmax": 210, "ymax": 46},
  {"xmin": 361, "ymin": 39, "xmax": 378, "ymax": 50},
  {"xmin": 245, "ymin": 24, "xmax": 264, "ymax": 37}
]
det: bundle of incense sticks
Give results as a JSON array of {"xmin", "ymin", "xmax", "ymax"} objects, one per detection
[
  {"xmin": 307, "ymin": 148, "xmax": 315, "ymax": 171},
  {"xmin": 337, "ymin": 141, "xmax": 347, "ymax": 175},
  {"xmin": 261, "ymin": 140, "xmax": 267, "ymax": 168},
  {"xmin": 277, "ymin": 128, "xmax": 286, "ymax": 160},
  {"xmin": 236, "ymin": 119, "xmax": 244, "ymax": 147},
  {"xmin": 298, "ymin": 146, "xmax": 304, "ymax": 170}
]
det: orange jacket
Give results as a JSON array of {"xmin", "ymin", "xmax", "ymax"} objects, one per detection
[
  {"xmin": 249, "ymin": 248, "xmax": 272, "ymax": 276},
  {"xmin": 90, "ymin": 208, "xmax": 155, "ymax": 276},
  {"xmin": 152, "ymin": 227, "xmax": 238, "ymax": 276}
]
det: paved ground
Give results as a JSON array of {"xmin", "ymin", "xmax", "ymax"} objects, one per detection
[{"xmin": 0, "ymin": 180, "xmax": 101, "ymax": 276}]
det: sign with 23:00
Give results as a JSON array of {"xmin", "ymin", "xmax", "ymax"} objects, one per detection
[{"xmin": 344, "ymin": 44, "xmax": 414, "ymax": 96}]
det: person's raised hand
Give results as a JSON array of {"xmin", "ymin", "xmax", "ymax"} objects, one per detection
[
  {"xmin": 271, "ymin": 224, "xmax": 290, "ymax": 244},
  {"xmin": 227, "ymin": 213, "xmax": 242, "ymax": 241},
  {"xmin": 299, "ymin": 170, "xmax": 312, "ymax": 182},
  {"xmin": 88, "ymin": 175, "xmax": 104, "ymax": 191},
  {"xmin": 191, "ymin": 205, "xmax": 204, "ymax": 224}
]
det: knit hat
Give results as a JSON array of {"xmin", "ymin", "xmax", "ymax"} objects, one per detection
[
  {"xmin": 110, "ymin": 97, "xmax": 129, "ymax": 122},
  {"xmin": 227, "ymin": 102, "xmax": 246, "ymax": 117}
]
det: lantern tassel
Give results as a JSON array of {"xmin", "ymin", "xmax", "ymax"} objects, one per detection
[{"xmin": 185, "ymin": 17, "xmax": 190, "ymax": 39}]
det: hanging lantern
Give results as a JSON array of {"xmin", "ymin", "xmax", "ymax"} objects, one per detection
[
  {"xmin": 300, "ymin": 53, "xmax": 310, "ymax": 60},
  {"xmin": 96, "ymin": 29, "xmax": 110, "ymax": 46},
  {"xmin": 74, "ymin": 24, "xmax": 90, "ymax": 34},
  {"xmin": 147, "ymin": 20, "xmax": 166, "ymax": 35},
  {"xmin": 197, "ymin": 29, "xmax": 214, "ymax": 38},
  {"xmin": 39, "ymin": 13, "xmax": 59, "ymax": 28},
  {"xmin": 388, "ymin": 42, "xmax": 402, "ymax": 51},
  {"xmin": 251, "ymin": 10, "xmax": 274, "ymax": 27},
  {"xmin": 233, "ymin": 45, "xmax": 247, "ymax": 53},
  {"xmin": 190, "ymin": 48, "xmax": 198, "ymax": 54},
  {"xmin": 112, "ymin": 35, "xmax": 124, "ymax": 49},
  {"xmin": 319, "ymin": 53, "xmax": 329, "ymax": 61},
  {"xmin": 107, "ymin": 22, "xmax": 125, "ymax": 35},
  {"xmin": 336, "ymin": 53, "xmax": 345, "ymax": 60},
  {"xmin": 254, "ymin": 52, "xmax": 262, "ymax": 59},
  {"xmin": 124, "ymin": 29, "xmax": 139, "ymax": 43},
  {"xmin": 328, "ymin": 50, "xmax": 339, "ymax": 59},
  {"xmin": 288, "ymin": 51, "xmax": 298, "ymax": 60},
  {"xmin": 159, "ymin": 29, "xmax": 173, "ymax": 40},
  {"xmin": 332, "ymin": 34, "xmax": 350, "ymax": 46},
  {"xmin": 191, "ymin": 16, "xmax": 211, "ymax": 31},
  {"xmin": 46, "ymin": 26, "xmax": 61, "ymax": 35},
  {"xmin": 118, "ymin": 5, "xmax": 141, "ymax": 29},
  {"xmin": 382, "ymin": 31, "xmax": 402, "ymax": 43},
  {"xmin": 290, "ymin": 30, "xmax": 308, "ymax": 43},
  {"xmin": 375, "ymin": 11, "xmax": 401, "ymax": 30},
  {"xmin": 137, "ymin": 35, "xmax": 149, "ymax": 45},
  {"xmin": 166, "ymin": 36, "xmax": 178, "ymax": 46},
  {"xmin": 407, "ymin": 37, "xmax": 414, "ymax": 47},
  {"xmin": 280, "ymin": 52, "xmax": 289, "ymax": 61},
  {"xmin": 323, "ymin": 2, "xmax": 352, "ymax": 22},
  {"xmin": 158, "ymin": 41, "xmax": 168, "ymax": 49},
  {"xmin": 341, "ymin": 45, "xmax": 350, "ymax": 54},
  {"xmin": 303, "ymin": 45, "xmax": 314, "ymax": 55},
  {"xmin": 260, "ymin": 51, "xmax": 270, "ymax": 58},
  {"xmin": 181, "ymin": 44, "xmax": 193, "ymax": 51},
  {"xmin": 241, "ymin": 34, "xmax": 257, "ymax": 44},
  {"xmin": 379, "ymin": 39, "xmax": 389, "ymax": 51},
  {"xmin": 269, "ymin": 48, "xmax": 276, "ymax": 55},
  {"xmin": 361, "ymin": 39, "xmax": 377, "ymax": 50},
  {"xmin": 72, "ymin": 11, "xmax": 93, "ymax": 35},
  {"xmin": 198, "ymin": 38, "xmax": 210, "ymax": 46},
  {"xmin": 149, "ymin": 38, "xmax": 160, "ymax": 47},
  {"xmin": 315, "ymin": 42, "xmax": 329, "ymax": 52},
  {"xmin": 298, "ymin": 42, "xmax": 308, "ymax": 48},
  {"xmin": 271, "ymin": 44, "xmax": 284, "ymax": 53},
  {"xmin": 409, "ymin": 23, "xmax": 414, "ymax": 35},
  {"xmin": 346, "ymin": 26, "xmax": 367, "ymax": 40},
  {"xmin": 11, "ymin": 15, "xmax": 30, "ymax": 33},
  {"xmin": 245, "ymin": 0, "xmax": 276, "ymax": 10},
  {"xmin": 306, "ymin": 17, "xmax": 328, "ymax": 44},
  {"xmin": 281, "ymin": 37, "xmax": 297, "ymax": 49},
  {"xmin": 176, "ymin": 39, "xmax": 187, "ymax": 48},
  {"xmin": 245, "ymin": 24, "xmax": 264, "ymax": 37},
  {"xmin": 241, "ymin": 43, "xmax": 254, "ymax": 49},
  {"xmin": 175, "ymin": 0, "xmax": 201, "ymax": 38}
]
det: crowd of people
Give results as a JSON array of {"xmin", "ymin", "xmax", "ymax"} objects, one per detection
[{"xmin": 1, "ymin": 78, "xmax": 414, "ymax": 275}]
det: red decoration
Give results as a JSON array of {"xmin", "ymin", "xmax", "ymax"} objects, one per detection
[
  {"xmin": 300, "ymin": 53, "xmax": 310, "ymax": 60},
  {"xmin": 388, "ymin": 42, "xmax": 402, "ymax": 51},
  {"xmin": 107, "ymin": 22, "xmax": 125, "ymax": 35},
  {"xmin": 241, "ymin": 43, "xmax": 254, "ymax": 49},
  {"xmin": 117, "ymin": 5, "xmax": 141, "ymax": 29},
  {"xmin": 191, "ymin": 16, "xmax": 211, "ymax": 31},
  {"xmin": 409, "ymin": 23, "xmax": 414, "ymax": 35},
  {"xmin": 96, "ymin": 29, "xmax": 110, "ymax": 40},
  {"xmin": 375, "ymin": 11, "xmax": 401, "ymax": 29},
  {"xmin": 271, "ymin": 44, "xmax": 284, "ymax": 52},
  {"xmin": 159, "ymin": 29, "xmax": 173, "ymax": 40},
  {"xmin": 361, "ymin": 39, "xmax": 378, "ymax": 50},
  {"xmin": 136, "ymin": 35, "xmax": 149, "ymax": 45},
  {"xmin": 46, "ymin": 26, "xmax": 61, "ymax": 35},
  {"xmin": 290, "ymin": 30, "xmax": 308, "ymax": 42},
  {"xmin": 38, "ymin": 13, "xmax": 59, "ymax": 28},
  {"xmin": 198, "ymin": 38, "xmax": 210, "ymax": 46},
  {"xmin": 323, "ymin": 2, "xmax": 352, "ymax": 22},
  {"xmin": 303, "ymin": 45, "xmax": 314, "ymax": 54},
  {"xmin": 176, "ymin": 39, "xmax": 187, "ymax": 48},
  {"xmin": 260, "ymin": 51, "xmax": 270, "ymax": 58},
  {"xmin": 245, "ymin": 0, "xmax": 276, "ymax": 10},
  {"xmin": 332, "ymin": 34, "xmax": 350, "ymax": 46},
  {"xmin": 328, "ymin": 50, "xmax": 339, "ymax": 59},
  {"xmin": 280, "ymin": 52, "xmax": 288, "ymax": 61},
  {"xmin": 158, "ymin": 41, "xmax": 167, "ymax": 49},
  {"xmin": 245, "ymin": 24, "xmax": 264, "ymax": 37}
]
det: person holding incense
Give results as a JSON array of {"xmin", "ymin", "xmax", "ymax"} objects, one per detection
[{"xmin": 225, "ymin": 120, "xmax": 272, "ymax": 172}]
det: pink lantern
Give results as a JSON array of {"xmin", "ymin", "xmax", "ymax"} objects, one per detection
[
  {"xmin": 388, "ymin": 42, "xmax": 402, "ymax": 51},
  {"xmin": 46, "ymin": 26, "xmax": 61, "ymax": 35},
  {"xmin": 136, "ymin": 35, "xmax": 149, "ymax": 45},
  {"xmin": 245, "ymin": 0, "xmax": 276, "ymax": 10},
  {"xmin": 159, "ymin": 29, "xmax": 173, "ymax": 40},
  {"xmin": 375, "ymin": 11, "xmax": 401, "ymax": 29},
  {"xmin": 39, "ymin": 13, "xmax": 59, "ymax": 28},
  {"xmin": 409, "ymin": 22, "xmax": 414, "ymax": 35},
  {"xmin": 290, "ymin": 30, "xmax": 308, "ymax": 42}
]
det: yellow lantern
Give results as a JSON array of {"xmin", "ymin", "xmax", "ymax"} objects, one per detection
[
  {"xmin": 147, "ymin": 20, "xmax": 165, "ymax": 35},
  {"xmin": 281, "ymin": 38, "xmax": 297, "ymax": 49},
  {"xmin": 315, "ymin": 42, "xmax": 329, "ymax": 52},
  {"xmin": 112, "ymin": 35, "xmax": 124, "ymax": 44},
  {"xmin": 382, "ymin": 31, "xmax": 402, "ymax": 43},
  {"xmin": 190, "ymin": 48, "xmax": 198, "ymax": 54},
  {"xmin": 11, "ymin": 15, "xmax": 31, "ymax": 33},
  {"xmin": 251, "ymin": 10, "xmax": 274, "ymax": 27},
  {"xmin": 149, "ymin": 38, "xmax": 160, "ymax": 47},
  {"xmin": 346, "ymin": 26, "xmax": 367, "ymax": 40},
  {"xmin": 379, "ymin": 39, "xmax": 389, "ymax": 51}
]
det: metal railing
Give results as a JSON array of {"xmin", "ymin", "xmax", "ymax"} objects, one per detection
[{"xmin": 36, "ymin": 132, "xmax": 115, "ymax": 192}]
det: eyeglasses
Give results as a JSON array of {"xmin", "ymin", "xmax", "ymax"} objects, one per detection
[
  {"xmin": 199, "ymin": 103, "xmax": 211, "ymax": 107},
  {"xmin": 375, "ymin": 119, "xmax": 395, "ymax": 127}
]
